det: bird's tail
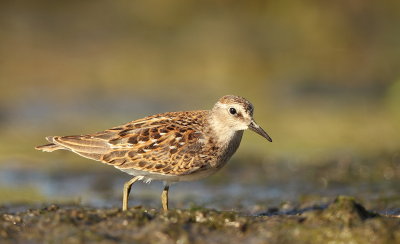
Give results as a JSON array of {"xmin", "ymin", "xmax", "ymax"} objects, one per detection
[
  {"xmin": 35, "ymin": 143, "xmax": 64, "ymax": 152},
  {"xmin": 35, "ymin": 136, "xmax": 64, "ymax": 152}
]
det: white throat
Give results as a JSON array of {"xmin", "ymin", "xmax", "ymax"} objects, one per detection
[{"xmin": 208, "ymin": 113, "xmax": 242, "ymax": 145}]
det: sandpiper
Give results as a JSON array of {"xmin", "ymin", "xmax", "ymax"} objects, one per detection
[{"xmin": 36, "ymin": 95, "xmax": 272, "ymax": 211}]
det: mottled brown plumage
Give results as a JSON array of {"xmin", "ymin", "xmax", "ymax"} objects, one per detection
[{"xmin": 36, "ymin": 95, "xmax": 272, "ymax": 211}]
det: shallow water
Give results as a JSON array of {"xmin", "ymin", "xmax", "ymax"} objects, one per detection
[{"xmin": 1, "ymin": 162, "xmax": 399, "ymax": 217}]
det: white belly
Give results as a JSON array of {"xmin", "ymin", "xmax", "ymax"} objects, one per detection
[{"xmin": 119, "ymin": 167, "xmax": 220, "ymax": 183}]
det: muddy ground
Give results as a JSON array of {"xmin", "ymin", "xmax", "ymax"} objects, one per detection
[
  {"xmin": 1, "ymin": 196, "xmax": 399, "ymax": 244},
  {"xmin": 1, "ymin": 153, "xmax": 399, "ymax": 243}
]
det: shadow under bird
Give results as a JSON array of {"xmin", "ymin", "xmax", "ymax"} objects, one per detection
[{"xmin": 36, "ymin": 95, "xmax": 272, "ymax": 211}]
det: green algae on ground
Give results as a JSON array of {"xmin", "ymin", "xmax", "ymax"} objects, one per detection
[
  {"xmin": 305, "ymin": 196, "xmax": 379, "ymax": 226},
  {"xmin": 1, "ymin": 196, "xmax": 399, "ymax": 244}
]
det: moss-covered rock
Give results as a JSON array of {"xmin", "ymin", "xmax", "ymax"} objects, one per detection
[{"xmin": 305, "ymin": 196, "xmax": 379, "ymax": 226}]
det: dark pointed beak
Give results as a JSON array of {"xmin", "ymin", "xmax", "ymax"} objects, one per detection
[{"xmin": 248, "ymin": 120, "xmax": 272, "ymax": 142}]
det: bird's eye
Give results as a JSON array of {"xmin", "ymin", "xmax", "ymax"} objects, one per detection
[{"xmin": 229, "ymin": 108, "xmax": 237, "ymax": 115}]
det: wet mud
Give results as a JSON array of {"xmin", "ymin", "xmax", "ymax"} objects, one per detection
[{"xmin": 1, "ymin": 196, "xmax": 399, "ymax": 244}]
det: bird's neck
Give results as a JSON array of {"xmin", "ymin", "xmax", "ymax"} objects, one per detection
[
  {"xmin": 206, "ymin": 112, "xmax": 244, "ymax": 167},
  {"xmin": 207, "ymin": 112, "xmax": 243, "ymax": 146}
]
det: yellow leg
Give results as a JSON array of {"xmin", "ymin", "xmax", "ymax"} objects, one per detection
[
  {"xmin": 161, "ymin": 185, "xmax": 169, "ymax": 211},
  {"xmin": 122, "ymin": 176, "xmax": 139, "ymax": 211}
]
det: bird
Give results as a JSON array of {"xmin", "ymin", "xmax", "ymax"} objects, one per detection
[{"xmin": 36, "ymin": 95, "xmax": 272, "ymax": 211}]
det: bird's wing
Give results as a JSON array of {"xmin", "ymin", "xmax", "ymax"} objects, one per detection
[
  {"xmin": 103, "ymin": 114, "xmax": 210, "ymax": 176},
  {"xmin": 50, "ymin": 111, "xmax": 211, "ymax": 176}
]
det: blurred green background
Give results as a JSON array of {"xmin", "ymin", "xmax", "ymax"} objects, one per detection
[{"xmin": 0, "ymin": 0, "xmax": 399, "ymax": 206}]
